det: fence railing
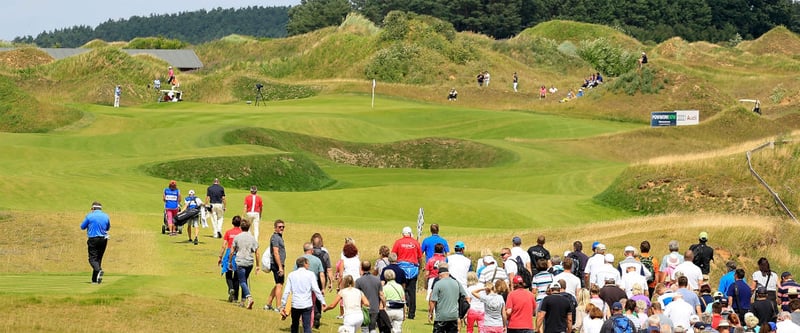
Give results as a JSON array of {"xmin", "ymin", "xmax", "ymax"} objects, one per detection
[{"xmin": 746, "ymin": 141, "xmax": 798, "ymax": 222}]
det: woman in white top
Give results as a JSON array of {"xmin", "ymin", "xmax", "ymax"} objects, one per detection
[
  {"xmin": 751, "ymin": 257, "xmax": 779, "ymax": 302},
  {"xmin": 382, "ymin": 269, "xmax": 406, "ymax": 333},
  {"xmin": 465, "ymin": 272, "xmax": 486, "ymax": 333},
  {"xmin": 582, "ymin": 303, "xmax": 605, "ymax": 333},
  {"xmin": 339, "ymin": 241, "xmax": 361, "ymax": 288},
  {"xmin": 574, "ymin": 288, "xmax": 591, "ymax": 333},
  {"xmin": 325, "ymin": 275, "xmax": 369, "ymax": 333},
  {"xmin": 471, "ymin": 281, "xmax": 506, "ymax": 333}
]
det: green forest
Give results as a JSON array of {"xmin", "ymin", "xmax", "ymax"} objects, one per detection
[{"xmin": 12, "ymin": 0, "xmax": 800, "ymax": 47}]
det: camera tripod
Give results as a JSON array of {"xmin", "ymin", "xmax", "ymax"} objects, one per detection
[{"xmin": 254, "ymin": 88, "xmax": 265, "ymax": 106}]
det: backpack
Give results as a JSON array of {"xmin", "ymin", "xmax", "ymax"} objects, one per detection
[
  {"xmin": 613, "ymin": 315, "xmax": 633, "ymax": 333},
  {"xmin": 568, "ymin": 252, "xmax": 583, "ymax": 280},
  {"xmin": 691, "ymin": 243, "xmax": 712, "ymax": 273},
  {"xmin": 640, "ymin": 255, "xmax": 655, "ymax": 283},
  {"xmin": 515, "ymin": 256, "xmax": 533, "ymax": 290}
]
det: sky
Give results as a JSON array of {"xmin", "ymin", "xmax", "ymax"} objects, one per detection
[{"xmin": 0, "ymin": 0, "xmax": 301, "ymax": 41}]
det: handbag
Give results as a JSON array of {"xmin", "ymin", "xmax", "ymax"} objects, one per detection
[
  {"xmin": 458, "ymin": 293, "xmax": 470, "ymax": 318},
  {"xmin": 387, "ymin": 283, "xmax": 405, "ymax": 309}
]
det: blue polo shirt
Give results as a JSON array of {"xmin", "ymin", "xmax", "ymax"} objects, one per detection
[
  {"xmin": 421, "ymin": 234, "xmax": 449, "ymax": 261},
  {"xmin": 81, "ymin": 210, "xmax": 110, "ymax": 238}
]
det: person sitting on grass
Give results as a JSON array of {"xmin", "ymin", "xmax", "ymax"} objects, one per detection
[{"xmin": 448, "ymin": 88, "xmax": 458, "ymax": 101}]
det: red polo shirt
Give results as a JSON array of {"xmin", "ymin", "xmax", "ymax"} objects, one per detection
[{"xmin": 392, "ymin": 236, "xmax": 422, "ymax": 264}]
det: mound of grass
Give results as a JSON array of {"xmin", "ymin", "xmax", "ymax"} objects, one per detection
[
  {"xmin": 739, "ymin": 26, "xmax": 800, "ymax": 56},
  {"xmin": 0, "ymin": 47, "xmax": 53, "ymax": 69},
  {"xmin": 521, "ymin": 20, "xmax": 643, "ymax": 50},
  {"xmin": 81, "ymin": 39, "xmax": 110, "ymax": 48},
  {"xmin": 21, "ymin": 47, "xmax": 168, "ymax": 105},
  {"xmin": 145, "ymin": 154, "xmax": 335, "ymax": 192},
  {"xmin": 0, "ymin": 75, "xmax": 82, "ymax": 133},
  {"xmin": 225, "ymin": 127, "xmax": 515, "ymax": 169},
  {"xmin": 593, "ymin": 142, "xmax": 799, "ymax": 216},
  {"xmin": 608, "ymin": 66, "xmax": 665, "ymax": 95},
  {"xmin": 232, "ymin": 76, "xmax": 319, "ymax": 101}
]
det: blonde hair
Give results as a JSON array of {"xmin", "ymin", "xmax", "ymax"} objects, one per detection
[
  {"xmin": 481, "ymin": 248, "xmax": 493, "ymax": 258},
  {"xmin": 632, "ymin": 283, "xmax": 644, "ymax": 296},
  {"xmin": 577, "ymin": 288, "xmax": 591, "ymax": 308},
  {"xmin": 467, "ymin": 272, "xmax": 479, "ymax": 286},
  {"xmin": 484, "ymin": 282, "xmax": 495, "ymax": 293}
]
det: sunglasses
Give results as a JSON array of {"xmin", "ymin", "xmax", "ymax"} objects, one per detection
[
  {"xmin": 501, "ymin": 252, "xmax": 510, "ymax": 257},
  {"xmin": 277, "ymin": 225, "xmax": 285, "ymax": 229}
]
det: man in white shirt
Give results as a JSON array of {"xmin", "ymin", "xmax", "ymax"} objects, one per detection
[
  {"xmin": 664, "ymin": 293, "xmax": 695, "ymax": 330},
  {"xmin": 776, "ymin": 311, "xmax": 800, "ymax": 333},
  {"xmin": 510, "ymin": 236, "xmax": 531, "ymax": 274},
  {"xmin": 590, "ymin": 253, "xmax": 620, "ymax": 289},
  {"xmin": 584, "ymin": 243, "xmax": 607, "ymax": 287},
  {"xmin": 618, "ymin": 245, "xmax": 651, "ymax": 280},
  {"xmin": 446, "ymin": 241, "xmax": 473, "ymax": 290},
  {"xmin": 620, "ymin": 265, "xmax": 648, "ymax": 298},
  {"xmin": 674, "ymin": 250, "xmax": 703, "ymax": 291},
  {"xmin": 280, "ymin": 257, "xmax": 327, "ymax": 333},
  {"xmin": 554, "ymin": 256, "xmax": 581, "ymax": 298},
  {"xmin": 500, "ymin": 248, "xmax": 519, "ymax": 282}
]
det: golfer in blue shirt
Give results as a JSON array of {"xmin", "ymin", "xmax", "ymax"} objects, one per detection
[{"xmin": 81, "ymin": 201, "xmax": 110, "ymax": 284}]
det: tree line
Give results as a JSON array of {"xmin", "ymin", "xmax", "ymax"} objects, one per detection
[
  {"xmin": 12, "ymin": 6, "xmax": 290, "ymax": 48},
  {"xmin": 13, "ymin": 1, "xmax": 800, "ymax": 48},
  {"xmin": 292, "ymin": 0, "xmax": 800, "ymax": 43}
]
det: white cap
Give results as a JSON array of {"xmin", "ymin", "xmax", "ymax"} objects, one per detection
[
  {"xmin": 402, "ymin": 226, "xmax": 412, "ymax": 235},
  {"xmin": 596, "ymin": 243, "xmax": 606, "ymax": 250},
  {"xmin": 483, "ymin": 256, "xmax": 495, "ymax": 265},
  {"xmin": 188, "ymin": 189, "xmax": 195, "ymax": 195},
  {"xmin": 605, "ymin": 253, "xmax": 615, "ymax": 263},
  {"xmin": 549, "ymin": 282, "xmax": 561, "ymax": 290},
  {"xmin": 624, "ymin": 246, "xmax": 636, "ymax": 253},
  {"xmin": 564, "ymin": 251, "xmax": 571, "ymax": 258}
]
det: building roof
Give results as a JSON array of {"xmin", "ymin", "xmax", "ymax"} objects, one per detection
[{"xmin": 0, "ymin": 48, "xmax": 203, "ymax": 70}]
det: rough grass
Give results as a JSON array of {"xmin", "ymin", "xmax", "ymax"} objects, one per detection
[
  {"xmin": 224, "ymin": 127, "xmax": 516, "ymax": 169},
  {"xmin": 144, "ymin": 153, "xmax": 336, "ymax": 192},
  {"xmin": 0, "ymin": 75, "xmax": 82, "ymax": 132}
]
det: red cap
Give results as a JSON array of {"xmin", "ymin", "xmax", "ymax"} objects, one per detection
[{"xmin": 513, "ymin": 275, "xmax": 524, "ymax": 285}]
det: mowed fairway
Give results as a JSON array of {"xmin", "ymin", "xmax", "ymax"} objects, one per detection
[{"xmin": 0, "ymin": 94, "xmax": 641, "ymax": 332}]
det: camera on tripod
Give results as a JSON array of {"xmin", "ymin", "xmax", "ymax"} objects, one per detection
[{"xmin": 255, "ymin": 83, "xmax": 264, "ymax": 91}]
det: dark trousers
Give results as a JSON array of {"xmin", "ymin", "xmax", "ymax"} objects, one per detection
[
  {"xmin": 313, "ymin": 293, "xmax": 322, "ymax": 327},
  {"xmin": 406, "ymin": 276, "xmax": 418, "ymax": 319},
  {"xmin": 433, "ymin": 320, "xmax": 459, "ymax": 333},
  {"xmin": 225, "ymin": 270, "xmax": 241, "ymax": 301},
  {"xmin": 290, "ymin": 306, "xmax": 313, "ymax": 333},
  {"xmin": 87, "ymin": 237, "xmax": 108, "ymax": 282}
]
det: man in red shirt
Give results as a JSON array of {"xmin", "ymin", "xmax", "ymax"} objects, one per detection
[
  {"xmin": 392, "ymin": 226, "xmax": 423, "ymax": 319},
  {"xmin": 506, "ymin": 275, "xmax": 537, "ymax": 333},
  {"xmin": 243, "ymin": 186, "xmax": 263, "ymax": 240}
]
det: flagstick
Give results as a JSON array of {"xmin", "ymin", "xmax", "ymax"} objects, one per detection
[{"xmin": 371, "ymin": 79, "xmax": 376, "ymax": 109}]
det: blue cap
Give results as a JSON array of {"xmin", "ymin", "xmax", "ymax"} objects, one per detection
[
  {"xmin": 769, "ymin": 322, "xmax": 777, "ymax": 331},
  {"xmin": 612, "ymin": 302, "xmax": 622, "ymax": 310},
  {"xmin": 512, "ymin": 236, "xmax": 521, "ymax": 245},
  {"xmin": 592, "ymin": 241, "xmax": 600, "ymax": 250},
  {"xmin": 455, "ymin": 241, "xmax": 465, "ymax": 249}
]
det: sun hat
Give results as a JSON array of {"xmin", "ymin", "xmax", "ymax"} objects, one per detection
[{"xmin": 483, "ymin": 256, "xmax": 495, "ymax": 265}]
